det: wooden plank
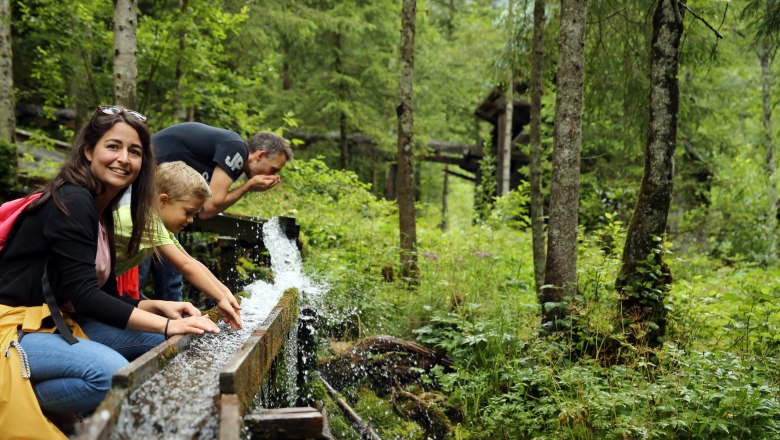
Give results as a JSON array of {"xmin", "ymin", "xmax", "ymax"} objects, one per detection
[
  {"xmin": 219, "ymin": 394, "xmax": 243, "ymax": 440},
  {"xmin": 112, "ymin": 334, "xmax": 192, "ymax": 390},
  {"xmin": 191, "ymin": 213, "xmax": 268, "ymax": 246},
  {"xmin": 190, "ymin": 213, "xmax": 299, "ymax": 244},
  {"xmin": 75, "ymin": 335, "xmax": 193, "ymax": 439},
  {"xmin": 244, "ymin": 407, "xmax": 324, "ymax": 439},
  {"xmin": 73, "ymin": 388, "xmax": 126, "ymax": 440},
  {"xmin": 219, "ymin": 289, "xmax": 300, "ymax": 411}
]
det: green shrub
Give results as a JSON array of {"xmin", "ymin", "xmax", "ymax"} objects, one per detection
[{"xmin": 231, "ymin": 157, "xmax": 780, "ymax": 439}]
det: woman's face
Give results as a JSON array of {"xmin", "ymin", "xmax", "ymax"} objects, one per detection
[{"xmin": 84, "ymin": 122, "xmax": 143, "ymax": 196}]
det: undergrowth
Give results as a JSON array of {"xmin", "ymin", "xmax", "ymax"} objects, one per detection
[{"xmin": 235, "ymin": 158, "xmax": 780, "ymax": 439}]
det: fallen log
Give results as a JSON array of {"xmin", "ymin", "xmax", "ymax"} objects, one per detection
[
  {"xmin": 318, "ymin": 335, "xmax": 452, "ymax": 393},
  {"xmin": 392, "ymin": 384, "xmax": 451, "ymax": 440}
]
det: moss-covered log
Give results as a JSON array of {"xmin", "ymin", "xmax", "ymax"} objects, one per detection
[{"xmin": 318, "ymin": 335, "xmax": 452, "ymax": 393}]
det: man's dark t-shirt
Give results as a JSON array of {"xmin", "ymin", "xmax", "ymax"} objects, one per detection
[{"xmin": 152, "ymin": 122, "xmax": 248, "ymax": 183}]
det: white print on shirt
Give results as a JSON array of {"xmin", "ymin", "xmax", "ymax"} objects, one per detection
[
  {"xmin": 225, "ymin": 153, "xmax": 244, "ymax": 172},
  {"xmin": 202, "ymin": 171, "xmax": 210, "ymax": 181}
]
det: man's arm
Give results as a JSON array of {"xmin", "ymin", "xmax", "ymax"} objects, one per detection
[{"xmin": 200, "ymin": 166, "xmax": 280, "ymax": 219}]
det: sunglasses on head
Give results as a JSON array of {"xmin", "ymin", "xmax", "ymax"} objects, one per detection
[{"xmin": 97, "ymin": 105, "xmax": 148, "ymax": 122}]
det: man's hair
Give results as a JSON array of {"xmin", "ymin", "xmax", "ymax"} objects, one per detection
[
  {"xmin": 157, "ymin": 161, "xmax": 212, "ymax": 202},
  {"xmin": 246, "ymin": 131, "xmax": 294, "ymax": 161}
]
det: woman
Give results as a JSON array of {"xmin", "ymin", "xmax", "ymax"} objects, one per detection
[{"xmin": 0, "ymin": 106, "xmax": 219, "ymax": 438}]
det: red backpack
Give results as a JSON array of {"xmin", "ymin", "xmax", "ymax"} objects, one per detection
[
  {"xmin": 0, "ymin": 193, "xmax": 42, "ymax": 252},
  {"xmin": 0, "ymin": 192, "xmax": 78, "ymax": 344}
]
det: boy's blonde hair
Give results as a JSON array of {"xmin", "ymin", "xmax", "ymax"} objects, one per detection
[{"xmin": 157, "ymin": 161, "xmax": 212, "ymax": 202}]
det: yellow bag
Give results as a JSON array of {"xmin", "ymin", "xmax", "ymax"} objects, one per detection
[{"xmin": 0, "ymin": 304, "xmax": 87, "ymax": 440}]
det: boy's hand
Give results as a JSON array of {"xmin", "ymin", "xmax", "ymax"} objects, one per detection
[
  {"xmin": 218, "ymin": 297, "xmax": 243, "ymax": 329},
  {"xmin": 225, "ymin": 292, "xmax": 241, "ymax": 312}
]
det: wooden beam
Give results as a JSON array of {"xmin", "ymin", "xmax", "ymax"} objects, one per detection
[
  {"xmin": 15, "ymin": 128, "xmax": 71, "ymax": 151},
  {"xmin": 219, "ymin": 289, "xmax": 300, "ymax": 412},
  {"xmin": 112, "ymin": 334, "xmax": 192, "ymax": 389},
  {"xmin": 244, "ymin": 407, "xmax": 325, "ymax": 439},
  {"xmin": 218, "ymin": 394, "xmax": 243, "ymax": 440},
  {"xmin": 443, "ymin": 168, "xmax": 476, "ymax": 182}
]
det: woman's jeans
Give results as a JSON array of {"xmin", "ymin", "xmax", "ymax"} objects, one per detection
[
  {"xmin": 19, "ymin": 321, "xmax": 164, "ymax": 415},
  {"xmin": 78, "ymin": 318, "xmax": 165, "ymax": 361},
  {"xmin": 138, "ymin": 255, "xmax": 184, "ymax": 302},
  {"xmin": 19, "ymin": 333, "xmax": 127, "ymax": 414}
]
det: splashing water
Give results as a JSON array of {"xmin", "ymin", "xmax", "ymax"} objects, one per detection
[{"xmin": 110, "ymin": 217, "xmax": 323, "ymax": 439}]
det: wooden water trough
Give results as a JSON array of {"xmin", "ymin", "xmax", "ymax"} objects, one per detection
[
  {"xmin": 74, "ymin": 288, "xmax": 314, "ymax": 439},
  {"xmin": 218, "ymin": 288, "xmax": 328, "ymax": 440},
  {"xmin": 73, "ymin": 214, "xmax": 325, "ymax": 439}
]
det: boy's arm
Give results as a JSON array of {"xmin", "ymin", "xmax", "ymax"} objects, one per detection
[{"xmin": 157, "ymin": 244, "xmax": 243, "ymax": 329}]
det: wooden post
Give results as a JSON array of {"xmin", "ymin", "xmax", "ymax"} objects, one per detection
[
  {"xmin": 385, "ymin": 163, "xmax": 398, "ymax": 200},
  {"xmin": 244, "ymin": 408, "xmax": 325, "ymax": 439},
  {"xmin": 218, "ymin": 236, "xmax": 238, "ymax": 293},
  {"xmin": 440, "ymin": 166, "xmax": 449, "ymax": 230},
  {"xmin": 297, "ymin": 307, "xmax": 318, "ymax": 406},
  {"xmin": 496, "ymin": 111, "xmax": 508, "ymax": 196}
]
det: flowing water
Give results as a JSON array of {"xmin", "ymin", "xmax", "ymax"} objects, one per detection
[{"xmin": 110, "ymin": 217, "xmax": 325, "ymax": 439}]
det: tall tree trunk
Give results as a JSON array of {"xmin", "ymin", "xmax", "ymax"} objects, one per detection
[
  {"xmin": 440, "ymin": 166, "xmax": 449, "ymax": 231},
  {"xmin": 530, "ymin": 0, "xmax": 546, "ymax": 293},
  {"xmin": 760, "ymin": 46, "xmax": 775, "ymax": 199},
  {"xmin": 541, "ymin": 0, "xmax": 587, "ymax": 330},
  {"xmin": 339, "ymin": 113, "xmax": 349, "ymax": 170},
  {"xmin": 0, "ymin": 0, "xmax": 13, "ymax": 142},
  {"xmin": 616, "ymin": 0, "xmax": 685, "ymax": 347},
  {"xmin": 759, "ymin": 40, "xmax": 776, "ymax": 250},
  {"xmin": 397, "ymin": 0, "xmax": 418, "ymax": 283},
  {"xmin": 282, "ymin": 39, "xmax": 292, "ymax": 90},
  {"xmin": 500, "ymin": 0, "xmax": 514, "ymax": 196},
  {"xmin": 0, "ymin": 0, "xmax": 15, "ymax": 199},
  {"xmin": 172, "ymin": 0, "xmax": 189, "ymax": 120},
  {"xmin": 113, "ymin": 0, "xmax": 138, "ymax": 108},
  {"xmin": 335, "ymin": 32, "xmax": 350, "ymax": 170},
  {"xmin": 758, "ymin": 0, "xmax": 776, "ymax": 227}
]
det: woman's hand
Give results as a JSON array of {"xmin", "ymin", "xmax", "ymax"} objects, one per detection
[
  {"xmin": 167, "ymin": 315, "xmax": 220, "ymax": 337},
  {"xmin": 142, "ymin": 299, "xmax": 202, "ymax": 319},
  {"xmin": 217, "ymin": 297, "xmax": 243, "ymax": 329}
]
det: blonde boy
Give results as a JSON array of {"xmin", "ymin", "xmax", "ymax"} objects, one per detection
[{"xmin": 115, "ymin": 161, "xmax": 242, "ymax": 329}]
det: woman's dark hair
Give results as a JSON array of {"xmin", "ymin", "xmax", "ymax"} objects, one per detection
[{"xmin": 32, "ymin": 107, "xmax": 157, "ymax": 264}]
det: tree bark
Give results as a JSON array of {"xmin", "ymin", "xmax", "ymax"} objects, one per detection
[
  {"xmin": 500, "ymin": 0, "xmax": 514, "ymax": 196},
  {"xmin": 0, "ymin": 0, "xmax": 15, "ymax": 198},
  {"xmin": 440, "ymin": 166, "xmax": 449, "ymax": 231},
  {"xmin": 530, "ymin": 0, "xmax": 546, "ymax": 293},
  {"xmin": 760, "ymin": 46, "xmax": 774, "ymax": 191},
  {"xmin": 113, "ymin": 0, "xmax": 138, "ymax": 108},
  {"xmin": 616, "ymin": 0, "xmax": 685, "ymax": 347},
  {"xmin": 759, "ymin": 41, "xmax": 777, "ymax": 236},
  {"xmin": 0, "ymin": 0, "xmax": 13, "ymax": 142},
  {"xmin": 172, "ymin": 0, "xmax": 189, "ymax": 120},
  {"xmin": 541, "ymin": 0, "xmax": 587, "ymax": 330},
  {"xmin": 397, "ymin": 0, "xmax": 418, "ymax": 283},
  {"xmin": 335, "ymin": 32, "xmax": 350, "ymax": 170}
]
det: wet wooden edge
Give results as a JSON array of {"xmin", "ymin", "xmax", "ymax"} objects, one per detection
[
  {"xmin": 74, "ymin": 334, "xmax": 192, "ymax": 440},
  {"xmin": 218, "ymin": 288, "xmax": 299, "ymax": 439},
  {"xmin": 113, "ymin": 334, "xmax": 193, "ymax": 389}
]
